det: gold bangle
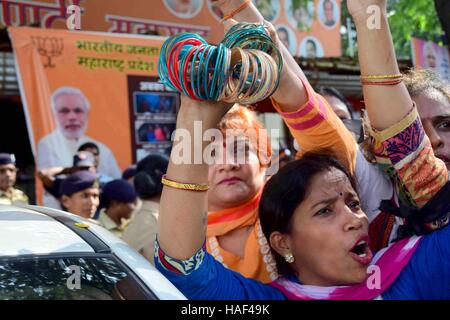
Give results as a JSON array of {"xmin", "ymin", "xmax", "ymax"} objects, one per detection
[
  {"xmin": 360, "ymin": 73, "xmax": 403, "ymax": 80},
  {"xmin": 161, "ymin": 175, "xmax": 209, "ymax": 192}
]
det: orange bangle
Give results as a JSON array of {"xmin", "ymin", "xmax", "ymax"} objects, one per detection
[
  {"xmin": 361, "ymin": 79, "xmax": 403, "ymax": 86},
  {"xmin": 221, "ymin": 0, "xmax": 252, "ymax": 22}
]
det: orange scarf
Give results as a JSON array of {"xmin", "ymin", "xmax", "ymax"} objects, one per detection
[{"xmin": 206, "ymin": 190, "xmax": 278, "ymax": 282}]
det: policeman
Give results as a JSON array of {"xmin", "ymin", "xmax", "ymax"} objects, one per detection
[
  {"xmin": 0, "ymin": 153, "xmax": 29, "ymax": 205},
  {"xmin": 59, "ymin": 170, "xmax": 100, "ymax": 219},
  {"xmin": 97, "ymin": 179, "xmax": 137, "ymax": 238}
]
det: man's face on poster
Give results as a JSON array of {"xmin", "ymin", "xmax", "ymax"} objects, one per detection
[
  {"xmin": 54, "ymin": 93, "xmax": 89, "ymax": 139},
  {"xmin": 174, "ymin": 0, "xmax": 193, "ymax": 14},
  {"xmin": 324, "ymin": 1, "xmax": 334, "ymax": 24},
  {"xmin": 306, "ymin": 41, "xmax": 317, "ymax": 58},
  {"xmin": 425, "ymin": 46, "xmax": 437, "ymax": 69}
]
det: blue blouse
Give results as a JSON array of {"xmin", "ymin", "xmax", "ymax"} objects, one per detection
[{"xmin": 155, "ymin": 225, "xmax": 450, "ymax": 300}]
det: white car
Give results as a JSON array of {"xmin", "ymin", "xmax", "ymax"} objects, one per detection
[{"xmin": 0, "ymin": 204, "xmax": 186, "ymax": 300}]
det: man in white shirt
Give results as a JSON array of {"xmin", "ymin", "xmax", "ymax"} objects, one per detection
[{"xmin": 37, "ymin": 86, "xmax": 121, "ymax": 208}]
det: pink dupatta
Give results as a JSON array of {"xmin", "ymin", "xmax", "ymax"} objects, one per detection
[{"xmin": 270, "ymin": 236, "xmax": 422, "ymax": 300}]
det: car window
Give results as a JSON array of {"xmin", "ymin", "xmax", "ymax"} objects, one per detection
[{"xmin": 0, "ymin": 255, "xmax": 150, "ymax": 300}]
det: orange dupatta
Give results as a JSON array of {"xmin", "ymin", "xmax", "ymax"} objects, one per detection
[{"xmin": 206, "ymin": 191, "xmax": 278, "ymax": 282}]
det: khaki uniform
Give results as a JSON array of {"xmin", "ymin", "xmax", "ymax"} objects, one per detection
[
  {"xmin": 0, "ymin": 188, "xmax": 29, "ymax": 206},
  {"xmin": 122, "ymin": 200, "xmax": 159, "ymax": 263},
  {"xmin": 96, "ymin": 208, "xmax": 130, "ymax": 238}
]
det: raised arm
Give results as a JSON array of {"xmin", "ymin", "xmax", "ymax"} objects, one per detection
[
  {"xmin": 349, "ymin": 0, "xmax": 448, "ymax": 212},
  {"xmin": 349, "ymin": 0, "xmax": 412, "ymax": 129},
  {"xmin": 217, "ymin": 2, "xmax": 357, "ymax": 171},
  {"xmin": 217, "ymin": 0, "xmax": 308, "ymax": 111},
  {"xmin": 158, "ymin": 97, "xmax": 232, "ymax": 260}
]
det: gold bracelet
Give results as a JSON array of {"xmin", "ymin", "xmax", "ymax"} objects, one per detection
[
  {"xmin": 161, "ymin": 175, "xmax": 209, "ymax": 192},
  {"xmin": 360, "ymin": 73, "xmax": 403, "ymax": 80}
]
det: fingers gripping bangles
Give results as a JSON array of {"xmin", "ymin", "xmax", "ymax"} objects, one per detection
[{"xmin": 158, "ymin": 22, "xmax": 282, "ymax": 105}]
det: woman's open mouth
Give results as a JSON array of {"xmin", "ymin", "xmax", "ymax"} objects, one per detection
[{"xmin": 349, "ymin": 236, "xmax": 373, "ymax": 265}]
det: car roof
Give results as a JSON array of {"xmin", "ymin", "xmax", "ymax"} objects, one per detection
[
  {"xmin": 0, "ymin": 205, "xmax": 93, "ymax": 256},
  {"xmin": 0, "ymin": 204, "xmax": 186, "ymax": 300}
]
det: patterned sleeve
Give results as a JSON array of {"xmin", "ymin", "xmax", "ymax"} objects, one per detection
[
  {"xmin": 370, "ymin": 105, "xmax": 448, "ymax": 208},
  {"xmin": 153, "ymin": 239, "xmax": 284, "ymax": 300},
  {"xmin": 271, "ymin": 79, "xmax": 357, "ymax": 173},
  {"xmin": 154, "ymin": 239, "xmax": 206, "ymax": 276}
]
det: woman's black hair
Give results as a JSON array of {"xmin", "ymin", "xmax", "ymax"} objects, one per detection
[
  {"xmin": 134, "ymin": 154, "xmax": 169, "ymax": 200},
  {"xmin": 259, "ymin": 152, "xmax": 358, "ymax": 276},
  {"xmin": 306, "ymin": 39, "xmax": 317, "ymax": 50},
  {"xmin": 318, "ymin": 86, "xmax": 354, "ymax": 120}
]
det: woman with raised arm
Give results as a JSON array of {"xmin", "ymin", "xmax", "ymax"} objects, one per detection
[
  {"xmin": 210, "ymin": 0, "xmax": 448, "ymax": 253},
  {"xmin": 202, "ymin": 3, "xmax": 358, "ymax": 283},
  {"xmin": 155, "ymin": 0, "xmax": 450, "ymax": 299}
]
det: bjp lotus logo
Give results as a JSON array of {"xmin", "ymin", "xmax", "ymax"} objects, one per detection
[{"xmin": 31, "ymin": 37, "xmax": 64, "ymax": 68}]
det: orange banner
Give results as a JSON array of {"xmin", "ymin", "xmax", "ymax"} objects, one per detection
[
  {"xmin": 9, "ymin": 27, "xmax": 178, "ymax": 206},
  {"xmin": 2, "ymin": 0, "xmax": 342, "ymax": 57}
]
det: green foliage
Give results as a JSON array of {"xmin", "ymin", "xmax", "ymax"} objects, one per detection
[
  {"xmin": 341, "ymin": 0, "xmax": 444, "ymax": 58},
  {"xmin": 386, "ymin": 0, "xmax": 444, "ymax": 58}
]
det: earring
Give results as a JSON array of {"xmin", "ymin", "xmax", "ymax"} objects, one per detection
[{"xmin": 284, "ymin": 252, "xmax": 295, "ymax": 264}]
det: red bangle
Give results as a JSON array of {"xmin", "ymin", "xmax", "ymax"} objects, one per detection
[{"xmin": 361, "ymin": 79, "xmax": 403, "ymax": 86}]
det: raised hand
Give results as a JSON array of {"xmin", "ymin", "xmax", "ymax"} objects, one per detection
[
  {"xmin": 178, "ymin": 95, "xmax": 234, "ymax": 129},
  {"xmin": 347, "ymin": 0, "xmax": 387, "ymax": 20}
]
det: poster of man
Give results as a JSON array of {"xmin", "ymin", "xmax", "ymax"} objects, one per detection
[
  {"xmin": 411, "ymin": 37, "xmax": 450, "ymax": 81},
  {"xmin": 276, "ymin": 24, "xmax": 297, "ymax": 55},
  {"xmin": 253, "ymin": 0, "xmax": 280, "ymax": 22},
  {"xmin": 37, "ymin": 86, "xmax": 121, "ymax": 177},
  {"xmin": 163, "ymin": 0, "xmax": 203, "ymax": 19},
  {"xmin": 37, "ymin": 86, "xmax": 121, "ymax": 208},
  {"xmin": 299, "ymin": 36, "xmax": 324, "ymax": 58},
  {"xmin": 285, "ymin": 0, "xmax": 315, "ymax": 32},
  {"xmin": 318, "ymin": 0, "xmax": 340, "ymax": 29}
]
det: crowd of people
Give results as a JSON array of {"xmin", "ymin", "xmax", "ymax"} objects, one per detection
[
  {"xmin": 1, "ymin": 141, "xmax": 169, "ymax": 263},
  {"xmin": 1, "ymin": 0, "xmax": 449, "ymax": 300},
  {"xmin": 153, "ymin": 0, "xmax": 450, "ymax": 299}
]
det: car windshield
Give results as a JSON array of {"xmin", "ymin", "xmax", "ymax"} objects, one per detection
[{"xmin": 0, "ymin": 255, "xmax": 148, "ymax": 300}]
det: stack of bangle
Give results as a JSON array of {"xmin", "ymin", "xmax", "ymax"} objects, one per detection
[
  {"xmin": 360, "ymin": 73, "xmax": 403, "ymax": 86},
  {"xmin": 158, "ymin": 22, "xmax": 282, "ymax": 105},
  {"xmin": 161, "ymin": 174, "xmax": 209, "ymax": 192}
]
